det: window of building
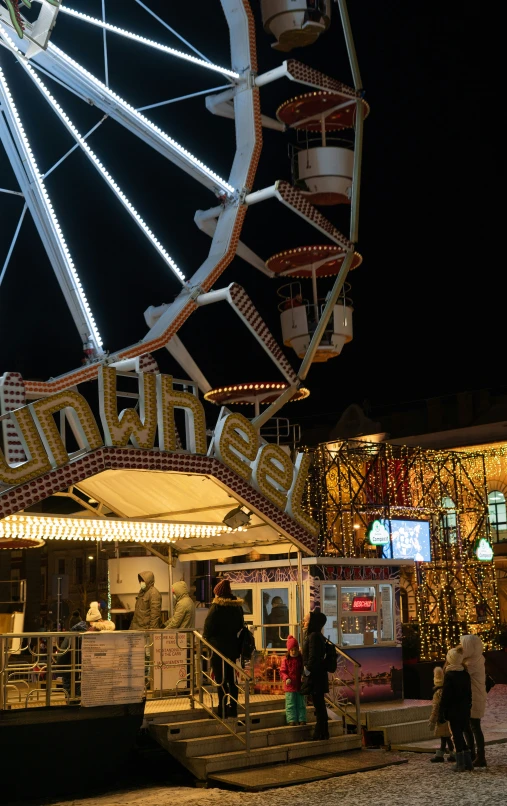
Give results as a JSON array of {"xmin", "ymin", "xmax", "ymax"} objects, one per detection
[
  {"xmin": 321, "ymin": 582, "xmax": 396, "ymax": 647},
  {"xmin": 488, "ymin": 490, "xmax": 507, "ymax": 542},
  {"xmin": 57, "ymin": 558, "xmax": 66, "ymax": 575},
  {"xmin": 75, "ymin": 557, "xmax": 83, "ymax": 585},
  {"xmin": 441, "ymin": 496, "xmax": 457, "ymax": 543}
]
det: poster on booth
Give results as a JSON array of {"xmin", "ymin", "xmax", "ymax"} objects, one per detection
[
  {"xmin": 81, "ymin": 632, "xmax": 145, "ymax": 707},
  {"xmin": 152, "ymin": 632, "xmax": 188, "ymax": 691}
]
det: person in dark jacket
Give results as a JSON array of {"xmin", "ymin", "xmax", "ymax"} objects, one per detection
[
  {"xmin": 129, "ymin": 570, "xmax": 162, "ymax": 630},
  {"xmin": 267, "ymin": 596, "xmax": 290, "ymax": 648},
  {"xmin": 202, "ymin": 579, "xmax": 244, "ymax": 720},
  {"xmin": 302, "ymin": 608, "xmax": 329, "ymax": 741},
  {"xmin": 439, "ymin": 647, "xmax": 473, "ymax": 772}
]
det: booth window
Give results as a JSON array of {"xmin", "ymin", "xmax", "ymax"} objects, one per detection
[
  {"xmin": 322, "ymin": 582, "xmax": 396, "ymax": 647},
  {"xmin": 488, "ymin": 490, "xmax": 507, "ymax": 542}
]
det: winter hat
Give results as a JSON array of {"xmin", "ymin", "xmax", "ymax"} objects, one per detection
[
  {"xmin": 286, "ymin": 635, "xmax": 299, "ymax": 651},
  {"xmin": 214, "ymin": 579, "xmax": 233, "ymax": 599},
  {"xmin": 307, "ymin": 608, "xmax": 327, "ymax": 634},
  {"xmin": 446, "ymin": 647, "xmax": 464, "ymax": 670},
  {"xmin": 86, "ymin": 602, "xmax": 102, "ymax": 622},
  {"xmin": 433, "ymin": 666, "xmax": 444, "ymax": 685}
]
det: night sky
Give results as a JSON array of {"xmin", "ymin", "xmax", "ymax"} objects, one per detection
[{"xmin": 0, "ymin": 2, "xmax": 497, "ymax": 438}]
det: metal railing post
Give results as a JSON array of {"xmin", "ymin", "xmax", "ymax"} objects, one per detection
[
  {"xmin": 353, "ymin": 664, "xmax": 361, "ymax": 736},
  {"xmin": 189, "ymin": 631, "xmax": 195, "ymax": 708},
  {"xmin": 244, "ymin": 665, "xmax": 250, "ymax": 754},
  {"xmin": 46, "ymin": 636, "xmax": 53, "ymax": 707}
]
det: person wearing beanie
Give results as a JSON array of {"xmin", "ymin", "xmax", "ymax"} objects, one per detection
[
  {"xmin": 129, "ymin": 570, "xmax": 162, "ymax": 630},
  {"xmin": 164, "ymin": 581, "xmax": 195, "ymax": 630},
  {"xmin": 280, "ymin": 636, "xmax": 306, "ymax": 726},
  {"xmin": 428, "ymin": 666, "xmax": 455, "ymax": 762},
  {"xmin": 203, "ymin": 578, "xmax": 244, "ymax": 723},
  {"xmin": 302, "ymin": 608, "xmax": 329, "ymax": 741},
  {"xmin": 439, "ymin": 647, "xmax": 473, "ymax": 772},
  {"xmin": 460, "ymin": 634, "xmax": 487, "ymax": 767},
  {"xmin": 86, "ymin": 602, "xmax": 115, "ymax": 631}
]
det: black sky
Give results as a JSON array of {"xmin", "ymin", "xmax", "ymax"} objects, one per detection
[{"xmin": 0, "ymin": 1, "xmax": 498, "ymax": 432}]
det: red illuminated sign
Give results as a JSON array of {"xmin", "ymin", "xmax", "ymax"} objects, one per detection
[{"xmin": 351, "ymin": 597, "xmax": 375, "ymax": 612}]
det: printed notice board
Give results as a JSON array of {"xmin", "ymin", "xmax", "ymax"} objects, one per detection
[{"xmin": 81, "ymin": 632, "xmax": 145, "ymax": 707}]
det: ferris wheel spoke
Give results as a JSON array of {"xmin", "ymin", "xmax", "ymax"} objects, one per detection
[
  {"xmin": 101, "ymin": 0, "xmax": 109, "ymax": 88},
  {"xmin": 58, "ymin": 5, "xmax": 238, "ymax": 81},
  {"xmin": 5, "ymin": 40, "xmax": 187, "ymax": 285},
  {"xmin": 133, "ymin": 0, "xmax": 214, "ymax": 66},
  {"xmin": 0, "ymin": 202, "xmax": 26, "ymax": 288},
  {"xmin": 27, "ymin": 40, "xmax": 236, "ymax": 196},
  {"xmin": 0, "ymin": 60, "xmax": 104, "ymax": 356},
  {"xmin": 136, "ymin": 84, "xmax": 232, "ymax": 113},
  {"xmin": 0, "ymin": 186, "xmax": 24, "ymax": 197},
  {"xmin": 43, "ymin": 117, "xmax": 107, "ymax": 180}
]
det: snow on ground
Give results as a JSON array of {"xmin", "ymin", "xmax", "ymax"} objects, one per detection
[{"xmin": 18, "ymin": 686, "xmax": 507, "ymax": 806}]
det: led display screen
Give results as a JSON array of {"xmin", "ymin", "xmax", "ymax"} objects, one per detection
[{"xmin": 381, "ymin": 519, "xmax": 431, "ymax": 562}]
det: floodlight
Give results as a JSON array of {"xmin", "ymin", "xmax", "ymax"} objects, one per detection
[{"xmin": 222, "ymin": 506, "xmax": 251, "ymax": 531}]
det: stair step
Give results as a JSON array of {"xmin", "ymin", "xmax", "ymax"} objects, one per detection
[
  {"xmin": 165, "ymin": 720, "xmax": 344, "ymax": 758},
  {"xmin": 365, "ymin": 704, "xmax": 432, "ymax": 728},
  {"xmin": 377, "ymin": 719, "xmax": 434, "ymax": 745},
  {"xmin": 190, "ymin": 734, "xmax": 362, "ymax": 778},
  {"xmin": 151, "ymin": 708, "xmax": 318, "ymax": 740}
]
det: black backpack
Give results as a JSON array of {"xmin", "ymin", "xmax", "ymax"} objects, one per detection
[
  {"xmin": 239, "ymin": 626, "xmax": 255, "ymax": 663},
  {"xmin": 323, "ymin": 638, "xmax": 338, "ymax": 673}
]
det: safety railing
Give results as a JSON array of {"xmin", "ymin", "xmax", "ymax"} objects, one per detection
[
  {"xmin": 325, "ymin": 640, "xmax": 362, "ymax": 736},
  {"xmin": 193, "ymin": 631, "xmax": 253, "ymax": 753}
]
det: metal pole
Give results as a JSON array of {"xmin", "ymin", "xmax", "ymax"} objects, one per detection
[
  {"xmin": 252, "ymin": 383, "xmax": 299, "ymax": 430},
  {"xmin": 354, "ymin": 664, "xmax": 361, "ymax": 736},
  {"xmin": 297, "ymin": 551, "xmax": 304, "ymax": 642},
  {"xmin": 101, "ymin": 0, "xmax": 109, "ymax": 87},
  {"xmin": 0, "ymin": 204, "xmax": 27, "ymax": 288},
  {"xmin": 336, "ymin": 0, "xmax": 363, "ymax": 91},
  {"xmin": 168, "ymin": 546, "xmax": 174, "ymax": 618},
  {"xmin": 245, "ymin": 668, "xmax": 251, "ymax": 754},
  {"xmin": 56, "ymin": 577, "xmax": 62, "ymax": 631},
  {"xmin": 350, "ymin": 100, "xmax": 364, "ymax": 243},
  {"xmin": 311, "ymin": 265, "xmax": 319, "ymax": 322},
  {"xmin": 298, "ymin": 250, "xmax": 355, "ymax": 381}
]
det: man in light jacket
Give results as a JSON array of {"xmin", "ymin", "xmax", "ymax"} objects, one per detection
[
  {"xmin": 129, "ymin": 571, "xmax": 162, "ymax": 630},
  {"xmin": 164, "ymin": 581, "xmax": 195, "ymax": 629}
]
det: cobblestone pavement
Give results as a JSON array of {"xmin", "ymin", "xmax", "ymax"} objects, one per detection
[{"xmin": 16, "ymin": 686, "xmax": 507, "ymax": 806}]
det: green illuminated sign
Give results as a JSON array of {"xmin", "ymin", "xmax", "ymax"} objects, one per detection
[
  {"xmin": 475, "ymin": 538, "xmax": 493, "ymax": 562},
  {"xmin": 366, "ymin": 519, "xmax": 390, "ymax": 546}
]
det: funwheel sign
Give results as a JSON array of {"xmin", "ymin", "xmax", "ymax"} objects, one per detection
[{"xmin": 0, "ymin": 367, "xmax": 318, "ymax": 537}]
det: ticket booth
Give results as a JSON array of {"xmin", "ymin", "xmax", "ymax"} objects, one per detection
[{"xmin": 216, "ymin": 556, "xmax": 413, "ymax": 702}]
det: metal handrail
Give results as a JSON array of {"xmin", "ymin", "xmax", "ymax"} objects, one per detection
[
  {"xmin": 193, "ymin": 630, "xmax": 252, "ymax": 754},
  {"xmin": 324, "ymin": 637, "xmax": 361, "ymax": 735}
]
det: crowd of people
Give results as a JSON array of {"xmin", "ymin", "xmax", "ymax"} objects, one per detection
[
  {"xmin": 429, "ymin": 633, "xmax": 488, "ymax": 771},
  {"xmin": 59, "ymin": 573, "xmax": 493, "ymax": 759}
]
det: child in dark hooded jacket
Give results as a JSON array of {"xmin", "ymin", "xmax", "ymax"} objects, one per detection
[{"xmin": 280, "ymin": 635, "xmax": 306, "ymax": 726}]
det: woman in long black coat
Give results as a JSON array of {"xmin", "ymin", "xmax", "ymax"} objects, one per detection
[
  {"xmin": 303, "ymin": 608, "xmax": 329, "ymax": 740},
  {"xmin": 203, "ymin": 579, "xmax": 244, "ymax": 719}
]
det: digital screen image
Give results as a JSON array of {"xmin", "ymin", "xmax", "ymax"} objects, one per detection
[{"xmin": 381, "ymin": 519, "xmax": 431, "ymax": 562}]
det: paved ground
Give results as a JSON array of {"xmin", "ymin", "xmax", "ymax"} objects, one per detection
[{"xmin": 12, "ymin": 686, "xmax": 507, "ymax": 806}]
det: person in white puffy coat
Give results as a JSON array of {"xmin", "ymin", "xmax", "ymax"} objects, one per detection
[{"xmin": 460, "ymin": 634, "xmax": 487, "ymax": 767}]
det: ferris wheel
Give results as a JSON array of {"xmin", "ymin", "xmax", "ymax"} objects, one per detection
[{"xmin": 0, "ymin": 0, "xmax": 366, "ymax": 429}]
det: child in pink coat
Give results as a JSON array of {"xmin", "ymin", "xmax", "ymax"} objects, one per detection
[{"xmin": 280, "ymin": 635, "xmax": 306, "ymax": 726}]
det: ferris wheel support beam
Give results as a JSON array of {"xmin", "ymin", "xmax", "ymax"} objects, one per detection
[
  {"xmin": 13, "ymin": 40, "xmax": 235, "ymax": 196},
  {"xmin": 194, "ymin": 207, "xmax": 273, "ymax": 277},
  {"xmin": 3, "ymin": 37, "xmax": 186, "ymax": 284},
  {"xmin": 0, "ymin": 203, "xmax": 26, "ymax": 288},
  {"xmin": 0, "ymin": 64, "xmax": 104, "ymax": 356}
]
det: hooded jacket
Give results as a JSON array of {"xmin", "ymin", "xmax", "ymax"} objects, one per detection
[
  {"xmin": 164, "ymin": 581, "xmax": 195, "ymax": 630},
  {"xmin": 439, "ymin": 668, "xmax": 472, "ymax": 723},
  {"xmin": 202, "ymin": 595, "xmax": 244, "ymax": 660},
  {"xmin": 461, "ymin": 634, "xmax": 487, "ymax": 719},
  {"xmin": 129, "ymin": 570, "xmax": 162, "ymax": 630}
]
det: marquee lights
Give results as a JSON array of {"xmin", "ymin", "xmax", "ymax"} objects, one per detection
[
  {"xmin": 47, "ymin": 41, "xmax": 235, "ymax": 195},
  {"xmin": 3, "ymin": 35, "xmax": 186, "ymax": 284},
  {"xmin": 0, "ymin": 514, "xmax": 247, "ymax": 544},
  {"xmin": 60, "ymin": 7, "xmax": 240, "ymax": 80},
  {"xmin": 0, "ymin": 58, "xmax": 103, "ymax": 350}
]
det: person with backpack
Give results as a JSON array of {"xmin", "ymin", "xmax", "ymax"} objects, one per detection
[
  {"xmin": 302, "ymin": 608, "xmax": 329, "ymax": 741},
  {"xmin": 280, "ymin": 635, "xmax": 306, "ymax": 726}
]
